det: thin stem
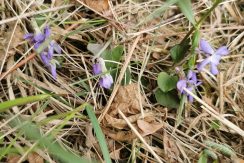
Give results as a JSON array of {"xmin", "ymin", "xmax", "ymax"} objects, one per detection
[{"xmin": 180, "ymin": 0, "xmax": 223, "ymax": 44}]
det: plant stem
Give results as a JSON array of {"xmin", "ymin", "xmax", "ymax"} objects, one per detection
[{"xmin": 180, "ymin": 0, "xmax": 223, "ymax": 44}]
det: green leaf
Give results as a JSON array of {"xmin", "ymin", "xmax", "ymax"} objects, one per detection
[
  {"xmin": 157, "ymin": 72, "xmax": 178, "ymax": 92},
  {"xmin": 0, "ymin": 94, "xmax": 51, "ymax": 112},
  {"xmin": 170, "ymin": 38, "xmax": 190, "ymax": 63},
  {"xmin": 177, "ymin": 0, "xmax": 196, "ymax": 25},
  {"xmin": 102, "ymin": 45, "xmax": 123, "ymax": 69},
  {"xmin": 155, "ymin": 89, "xmax": 179, "ymax": 108},
  {"xmin": 138, "ymin": 0, "xmax": 180, "ymax": 25},
  {"xmin": 197, "ymin": 152, "xmax": 208, "ymax": 163},
  {"xmin": 85, "ymin": 104, "xmax": 112, "ymax": 163}
]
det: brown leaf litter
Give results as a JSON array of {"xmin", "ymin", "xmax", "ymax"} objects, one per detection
[
  {"xmin": 0, "ymin": 23, "xmax": 24, "ymax": 67},
  {"xmin": 7, "ymin": 153, "xmax": 44, "ymax": 163},
  {"xmin": 102, "ymin": 83, "xmax": 165, "ymax": 142},
  {"xmin": 84, "ymin": 0, "xmax": 109, "ymax": 13}
]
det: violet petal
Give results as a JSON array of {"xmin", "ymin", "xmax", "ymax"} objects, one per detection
[
  {"xmin": 99, "ymin": 74, "xmax": 113, "ymax": 89},
  {"xmin": 93, "ymin": 63, "xmax": 102, "ymax": 75},
  {"xmin": 215, "ymin": 46, "xmax": 229, "ymax": 56},
  {"xmin": 34, "ymin": 33, "xmax": 45, "ymax": 42},
  {"xmin": 188, "ymin": 95, "xmax": 194, "ymax": 103},
  {"xmin": 40, "ymin": 52, "xmax": 50, "ymax": 66},
  {"xmin": 50, "ymin": 63, "xmax": 57, "ymax": 79},
  {"xmin": 177, "ymin": 80, "xmax": 187, "ymax": 93},
  {"xmin": 48, "ymin": 46, "xmax": 54, "ymax": 59},
  {"xmin": 200, "ymin": 39, "xmax": 214, "ymax": 55},
  {"xmin": 187, "ymin": 70, "xmax": 197, "ymax": 83},
  {"xmin": 187, "ymin": 70, "xmax": 193, "ymax": 79},
  {"xmin": 210, "ymin": 63, "xmax": 218, "ymax": 75},
  {"xmin": 23, "ymin": 33, "xmax": 34, "ymax": 40},
  {"xmin": 210, "ymin": 55, "xmax": 221, "ymax": 65},
  {"xmin": 197, "ymin": 58, "xmax": 210, "ymax": 71},
  {"xmin": 34, "ymin": 42, "xmax": 42, "ymax": 50},
  {"xmin": 50, "ymin": 41, "xmax": 62, "ymax": 54},
  {"xmin": 44, "ymin": 26, "xmax": 51, "ymax": 38}
]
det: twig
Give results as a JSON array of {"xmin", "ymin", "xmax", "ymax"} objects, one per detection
[
  {"xmin": 0, "ymin": 53, "xmax": 36, "ymax": 80},
  {"xmin": 219, "ymin": 72, "xmax": 224, "ymax": 113}
]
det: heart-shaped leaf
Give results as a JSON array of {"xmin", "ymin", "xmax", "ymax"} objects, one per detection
[
  {"xmin": 155, "ymin": 89, "xmax": 179, "ymax": 109},
  {"xmin": 170, "ymin": 38, "xmax": 190, "ymax": 63},
  {"xmin": 157, "ymin": 72, "xmax": 178, "ymax": 92},
  {"xmin": 102, "ymin": 45, "xmax": 123, "ymax": 69}
]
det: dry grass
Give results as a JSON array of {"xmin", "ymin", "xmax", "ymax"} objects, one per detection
[{"xmin": 0, "ymin": 0, "xmax": 243, "ymax": 162}]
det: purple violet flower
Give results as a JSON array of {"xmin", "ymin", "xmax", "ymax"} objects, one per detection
[
  {"xmin": 50, "ymin": 63, "xmax": 57, "ymax": 79},
  {"xmin": 93, "ymin": 63, "xmax": 102, "ymax": 75},
  {"xmin": 40, "ymin": 52, "xmax": 49, "ymax": 65},
  {"xmin": 92, "ymin": 58, "xmax": 113, "ymax": 89},
  {"xmin": 24, "ymin": 26, "xmax": 61, "ymax": 79},
  {"xmin": 197, "ymin": 39, "xmax": 229, "ymax": 75},
  {"xmin": 99, "ymin": 74, "xmax": 113, "ymax": 89},
  {"xmin": 48, "ymin": 40, "xmax": 62, "ymax": 58},
  {"xmin": 177, "ymin": 70, "xmax": 201, "ymax": 102},
  {"xmin": 24, "ymin": 26, "xmax": 51, "ymax": 50}
]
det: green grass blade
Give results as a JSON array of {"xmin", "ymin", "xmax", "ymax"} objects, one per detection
[
  {"xmin": 137, "ymin": 0, "xmax": 179, "ymax": 26},
  {"xmin": 0, "ymin": 94, "xmax": 51, "ymax": 112},
  {"xmin": 177, "ymin": 0, "xmax": 196, "ymax": 25},
  {"xmin": 10, "ymin": 117, "xmax": 92, "ymax": 163},
  {"xmin": 85, "ymin": 104, "xmax": 112, "ymax": 163},
  {"xmin": 176, "ymin": 94, "xmax": 187, "ymax": 126}
]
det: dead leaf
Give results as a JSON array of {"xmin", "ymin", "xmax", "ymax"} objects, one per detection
[
  {"xmin": 137, "ymin": 119, "xmax": 164, "ymax": 136},
  {"xmin": 84, "ymin": 0, "xmax": 109, "ymax": 12},
  {"xmin": 114, "ymin": 83, "xmax": 145, "ymax": 104},
  {"xmin": 7, "ymin": 155, "xmax": 21, "ymax": 163},
  {"xmin": 110, "ymin": 148, "xmax": 121, "ymax": 160},
  {"xmin": 102, "ymin": 82, "xmax": 167, "ymax": 143},
  {"xmin": 110, "ymin": 83, "xmax": 145, "ymax": 116},
  {"xmin": 0, "ymin": 24, "xmax": 23, "ymax": 66},
  {"xmin": 105, "ymin": 114, "xmax": 128, "ymax": 129},
  {"xmin": 28, "ymin": 153, "xmax": 44, "ymax": 163},
  {"xmin": 6, "ymin": 24, "xmax": 24, "ymax": 55},
  {"xmin": 102, "ymin": 127, "xmax": 137, "ymax": 142},
  {"xmin": 232, "ymin": 157, "xmax": 244, "ymax": 163},
  {"xmin": 152, "ymin": 52, "xmax": 161, "ymax": 60},
  {"xmin": 105, "ymin": 112, "xmax": 154, "ymax": 129},
  {"xmin": 110, "ymin": 103, "xmax": 130, "ymax": 117},
  {"xmin": 163, "ymin": 132, "xmax": 180, "ymax": 162}
]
